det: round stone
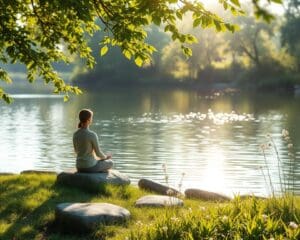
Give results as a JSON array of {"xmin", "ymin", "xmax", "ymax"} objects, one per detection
[
  {"xmin": 55, "ymin": 202, "xmax": 130, "ymax": 232},
  {"xmin": 135, "ymin": 195, "xmax": 184, "ymax": 207}
]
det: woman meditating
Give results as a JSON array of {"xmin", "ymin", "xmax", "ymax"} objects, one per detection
[{"xmin": 73, "ymin": 109, "xmax": 113, "ymax": 173}]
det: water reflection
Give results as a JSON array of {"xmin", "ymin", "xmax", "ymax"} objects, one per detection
[{"xmin": 0, "ymin": 91, "xmax": 299, "ymax": 197}]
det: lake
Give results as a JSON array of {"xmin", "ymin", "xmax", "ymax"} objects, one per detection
[{"xmin": 0, "ymin": 89, "xmax": 299, "ymax": 197}]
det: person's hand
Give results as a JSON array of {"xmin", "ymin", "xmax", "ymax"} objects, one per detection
[{"xmin": 106, "ymin": 152, "xmax": 112, "ymax": 159}]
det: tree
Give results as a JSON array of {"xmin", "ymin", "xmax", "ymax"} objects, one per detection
[
  {"xmin": 0, "ymin": 0, "xmax": 282, "ymax": 103},
  {"xmin": 281, "ymin": 0, "xmax": 300, "ymax": 71},
  {"xmin": 228, "ymin": 16, "xmax": 275, "ymax": 68}
]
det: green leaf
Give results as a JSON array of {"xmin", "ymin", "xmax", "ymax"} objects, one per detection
[
  {"xmin": 100, "ymin": 45, "xmax": 109, "ymax": 56},
  {"xmin": 223, "ymin": 2, "xmax": 228, "ymax": 10},
  {"xmin": 123, "ymin": 50, "xmax": 132, "ymax": 60},
  {"xmin": 230, "ymin": 0, "xmax": 241, "ymax": 7},
  {"xmin": 152, "ymin": 16, "xmax": 161, "ymax": 25},
  {"xmin": 63, "ymin": 95, "xmax": 69, "ymax": 102},
  {"xmin": 176, "ymin": 11, "xmax": 182, "ymax": 20},
  {"xmin": 182, "ymin": 46, "xmax": 192, "ymax": 57},
  {"xmin": 186, "ymin": 34, "xmax": 198, "ymax": 44},
  {"xmin": 214, "ymin": 20, "xmax": 222, "ymax": 32},
  {"xmin": 193, "ymin": 18, "xmax": 201, "ymax": 28},
  {"xmin": 134, "ymin": 57, "xmax": 143, "ymax": 67}
]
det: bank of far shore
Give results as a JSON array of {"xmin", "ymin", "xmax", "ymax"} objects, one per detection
[{"xmin": 0, "ymin": 173, "xmax": 299, "ymax": 240}]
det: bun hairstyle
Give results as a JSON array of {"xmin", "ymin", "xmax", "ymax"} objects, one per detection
[{"xmin": 78, "ymin": 109, "xmax": 93, "ymax": 128}]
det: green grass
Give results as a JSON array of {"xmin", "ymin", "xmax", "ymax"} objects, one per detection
[{"xmin": 0, "ymin": 174, "xmax": 299, "ymax": 240}]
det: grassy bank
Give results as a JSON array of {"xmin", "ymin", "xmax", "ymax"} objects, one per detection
[{"xmin": 0, "ymin": 174, "xmax": 299, "ymax": 240}]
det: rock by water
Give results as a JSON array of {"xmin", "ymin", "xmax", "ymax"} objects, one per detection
[
  {"xmin": 55, "ymin": 202, "xmax": 130, "ymax": 232},
  {"xmin": 56, "ymin": 170, "xmax": 130, "ymax": 192},
  {"xmin": 135, "ymin": 195, "xmax": 184, "ymax": 207},
  {"xmin": 185, "ymin": 188, "xmax": 231, "ymax": 201},
  {"xmin": 138, "ymin": 179, "xmax": 181, "ymax": 196}
]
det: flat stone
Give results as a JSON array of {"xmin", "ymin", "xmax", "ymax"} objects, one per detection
[
  {"xmin": 55, "ymin": 202, "xmax": 130, "ymax": 232},
  {"xmin": 138, "ymin": 179, "xmax": 181, "ymax": 196},
  {"xmin": 185, "ymin": 188, "xmax": 231, "ymax": 201},
  {"xmin": 21, "ymin": 170, "xmax": 57, "ymax": 175},
  {"xmin": 56, "ymin": 170, "xmax": 130, "ymax": 192},
  {"xmin": 135, "ymin": 195, "xmax": 184, "ymax": 207}
]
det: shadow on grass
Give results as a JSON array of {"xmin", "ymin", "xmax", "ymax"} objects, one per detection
[{"xmin": 0, "ymin": 175, "xmax": 113, "ymax": 240}]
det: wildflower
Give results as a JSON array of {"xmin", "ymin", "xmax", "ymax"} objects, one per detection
[
  {"xmin": 166, "ymin": 189, "xmax": 174, "ymax": 196},
  {"xmin": 288, "ymin": 152, "xmax": 294, "ymax": 157},
  {"xmin": 171, "ymin": 217, "xmax": 180, "ymax": 222},
  {"xmin": 222, "ymin": 215, "xmax": 228, "ymax": 222},
  {"xmin": 282, "ymin": 129, "xmax": 289, "ymax": 137},
  {"xmin": 284, "ymin": 136, "xmax": 290, "ymax": 141},
  {"xmin": 162, "ymin": 226, "xmax": 168, "ymax": 231},
  {"xmin": 260, "ymin": 144, "xmax": 268, "ymax": 151},
  {"xmin": 199, "ymin": 206, "xmax": 206, "ymax": 211},
  {"xmin": 136, "ymin": 221, "xmax": 143, "ymax": 226},
  {"xmin": 261, "ymin": 214, "xmax": 268, "ymax": 222},
  {"xmin": 288, "ymin": 221, "xmax": 298, "ymax": 229},
  {"xmin": 288, "ymin": 143, "xmax": 293, "ymax": 149}
]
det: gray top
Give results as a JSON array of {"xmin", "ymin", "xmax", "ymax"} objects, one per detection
[{"xmin": 73, "ymin": 128, "xmax": 106, "ymax": 168}]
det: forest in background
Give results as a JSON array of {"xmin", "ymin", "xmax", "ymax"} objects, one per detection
[{"xmin": 2, "ymin": 0, "xmax": 300, "ymax": 93}]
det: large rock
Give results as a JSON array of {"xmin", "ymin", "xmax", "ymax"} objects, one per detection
[
  {"xmin": 55, "ymin": 202, "xmax": 130, "ymax": 232},
  {"xmin": 138, "ymin": 179, "xmax": 181, "ymax": 197},
  {"xmin": 185, "ymin": 188, "xmax": 231, "ymax": 201},
  {"xmin": 135, "ymin": 195, "xmax": 184, "ymax": 207},
  {"xmin": 56, "ymin": 170, "xmax": 130, "ymax": 192}
]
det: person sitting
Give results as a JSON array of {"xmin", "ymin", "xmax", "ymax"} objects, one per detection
[{"xmin": 73, "ymin": 109, "xmax": 113, "ymax": 173}]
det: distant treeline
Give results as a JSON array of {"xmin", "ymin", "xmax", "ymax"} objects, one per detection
[
  {"xmin": 73, "ymin": 1, "xmax": 300, "ymax": 91},
  {"xmin": 2, "ymin": 1, "xmax": 299, "ymax": 93}
]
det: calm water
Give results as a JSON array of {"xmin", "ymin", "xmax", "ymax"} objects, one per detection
[{"xmin": 0, "ymin": 89, "xmax": 300, "ymax": 197}]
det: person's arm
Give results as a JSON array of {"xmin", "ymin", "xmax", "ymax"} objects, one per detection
[
  {"xmin": 73, "ymin": 134, "xmax": 78, "ymax": 154},
  {"xmin": 91, "ymin": 132, "xmax": 108, "ymax": 160}
]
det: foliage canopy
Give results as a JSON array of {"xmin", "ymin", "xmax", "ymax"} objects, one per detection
[{"xmin": 0, "ymin": 0, "xmax": 282, "ymax": 103}]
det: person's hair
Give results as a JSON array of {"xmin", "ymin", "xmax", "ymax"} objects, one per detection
[{"xmin": 78, "ymin": 109, "xmax": 93, "ymax": 128}]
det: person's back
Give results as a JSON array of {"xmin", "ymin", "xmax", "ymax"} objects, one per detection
[
  {"xmin": 73, "ymin": 128, "xmax": 100, "ymax": 169},
  {"xmin": 73, "ymin": 109, "xmax": 113, "ymax": 173}
]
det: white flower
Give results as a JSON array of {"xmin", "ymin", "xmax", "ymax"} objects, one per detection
[
  {"xmin": 162, "ymin": 226, "xmax": 168, "ymax": 231},
  {"xmin": 166, "ymin": 189, "xmax": 174, "ymax": 196},
  {"xmin": 135, "ymin": 220, "xmax": 143, "ymax": 226},
  {"xmin": 222, "ymin": 215, "xmax": 228, "ymax": 222},
  {"xmin": 288, "ymin": 143, "xmax": 293, "ymax": 149},
  {"xmin": 282, "ymin": 129, "xmax": 289, "ymax": 137},
  {"xmin": 260, "ymin": 144, "xmax": 268, "ymax": 151},
  {"xmin": 289, "ymin": 221, "xmax": 298, "ymax": 229},
  {"xmin": 171, "ymin": 217, "xmax": 180, "ymax": 222},
  {"xmin": 199, "ymin": 206, "xmax": 206, "ymax": 211},
  {"xmin": 262, "ymin": 214, "xmax": 268, "ymax": 222}
]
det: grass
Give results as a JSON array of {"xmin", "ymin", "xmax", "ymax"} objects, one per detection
[{"xmin": 0, "ymin": 174, "xmax": 299, "ymax": 240}]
